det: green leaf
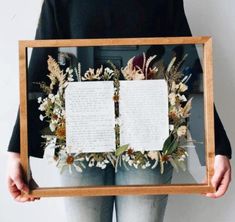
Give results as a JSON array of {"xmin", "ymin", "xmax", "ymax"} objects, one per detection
[
  {"xmin": 115, "ymin": 144, "xmax": 129, "ymax": 156},
  {"xmin": 162, "ymin": 134, "xmax": 173, "ymax": 153},
  {"xmin": 162, "ymin": 134, "xmax": 178, "ymax": 154},
  {"xmin": 167, "ymin": 138, "xmax": 179, "ymax": 154}
]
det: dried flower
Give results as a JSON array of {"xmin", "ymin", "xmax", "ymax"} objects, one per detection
[
  {"xmin": 121, "ymin": 53, "xmax": 157, "ymax": 80},
  {"xmin": 66, "ymin": 155, "xmax": 74, "ymax": 165},
  {"xmin": 177, "ymin": 125, "xmax": 187, "ymax": 137},
  {"xmin": 38, "ymin": 53, "xmax": 193, "ymax": 175},
  {"xmin": 82, "ymin": 66, "xmax": 103, "ymax": 80},
  {"xmin": 181, "ymin": 98, "xmax": 193, "ymax": 118},
  {"xmin": 169, "ymin": 93, "xmax": 176, "ymax": 106},
  {"xmin": 147, "ymin": 151, "xmax": 159, "ymax": 160},
  {"xmin": 178, "ymin": 82, "xmax": 188, "ymax": 92},
  {"xmin": 55, "ymin": 125, "xmax": 66, "ymax": 140},
  {"xmin": 113, "ymin": 95, "xmax": 119, "ymax": 102}
]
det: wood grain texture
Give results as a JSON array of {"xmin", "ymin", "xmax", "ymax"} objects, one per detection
[
  {"xmin": 19, "ymin": 36, "xmax": 211, "ymax": 48},
  {"xmin": 25, "ymin": 184, "xmax": 214, "ymax": 198},
  {"xmin": 19, "ymin": 43, "xmax": 30, "ymax": 186},
  {"xmin": 203, "ymin": 38, "xmax": 215, "ymax": 191}
]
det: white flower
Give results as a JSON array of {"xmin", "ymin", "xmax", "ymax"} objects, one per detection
[
  {"xmin": 133, "ymin": 163, "xmax": 138, "ymax": 169},
  {"xmin": 104, "ymin": 67, "xmax": 114, "ymax": 79},
  {"xmin": 37, "ymin": 97, "xmax": 42, "ymax": 103},
  {"xmin": 122, "ymin": 154, "xmax": 130, "ymax": 162},
  {"xmin": 55, "ymin": 149, "xmax": 86, "ymax": 174},
  {"xmin": 177, "ymin": 126, "xmax": 187, "ymax": 137},
  {"xmin": 104, "ymin": 67, "xmax": 114, "ymax": 75},
  {"xmin": 88, "ymin": 158, "xmax": 95, "ymax": 167},
  {"xmin": 49, "ymin": 94, "xmax": 55, "ymax": 103},
  {"xmin": 169, "ymin": 124, "xmax": 174, "ymax": 131},
  {"xmin": 104, "ymin": 159, "xmax": 109, "ymax": 164},
  {"xmin": 66, "ymin": 67, "xmax": 73, "ymax": 75},
  {"xmin": 68, "ymin": 76, "xmax": 74, "ymax": 82},
  {"xmin": 49, "ymin": 122, "xmax": 57, "ymax": 132},
  {"xmin": 128, "ymin": 159, "xmax": 133, "ymax": 166},
  {"xmin": 39, "ymin": 114, "xmax": 44, "ymax": 121},
  {"xmin": 38, "ymin": 100, "xmax": 48, "ymax": 111},
  {"xmin": 145, "ymin": 161, "xmax": 151, "ymax": 168},
  {"xmin": 96, "ymin": 161, "xmax": 106, "ymax": 169}
]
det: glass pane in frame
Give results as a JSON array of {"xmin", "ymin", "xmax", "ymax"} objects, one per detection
[{"xmin": 19, "ymin": 37, "xmax": 215, "ymax": 197}]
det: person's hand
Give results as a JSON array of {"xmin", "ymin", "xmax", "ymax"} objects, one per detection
[
  {"xmin": 7, "ymin": 152, "xmax": 40, "ymax": 202},
  {"xmin": 202, "ymin": 154, "xmax": 232, "ymax": 198}
]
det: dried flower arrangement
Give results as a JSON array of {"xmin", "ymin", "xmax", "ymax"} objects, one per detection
[{"xmin": 37, "ymin": 52, "xmax": 193, "ymax": 174}]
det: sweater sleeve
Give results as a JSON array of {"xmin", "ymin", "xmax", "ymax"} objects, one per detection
[
  {"xmin": 8, "ymin": 0, "xmax": 60, "ymax": 158},
  {"xmin": 171, "ymin": 0, "xmax": 232, "ymax": 159}
]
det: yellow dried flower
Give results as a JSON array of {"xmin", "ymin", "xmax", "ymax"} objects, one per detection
[{"xmin": 55, "ymin": 125, "xmax": 66, "ymax": 140}]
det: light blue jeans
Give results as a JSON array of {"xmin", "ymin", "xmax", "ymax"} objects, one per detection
[{"xmin": 60, "ymin": 163, "xmax": 173, "ymax": 222}]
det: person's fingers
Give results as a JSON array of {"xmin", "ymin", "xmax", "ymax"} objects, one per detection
[
  {"xmin": 14, "ymin": 195, "xmax": 32, "ymax": 202},
  {"xmin": 8, "ymin": 182, "xmax": 21, "ymax": 199},
  {"xmin": 7, "ymin": 154, "xmax": 40, "ymax": 202},
  {"xmin": 7, "ymin": 171, "xmax": 40, "ymax": 202},
  {"xmin": 7, "ymin": 161, "xmax": 29, "ymax": 195},
  {"xmin": 12, "ymin": 174, "xmax": 29, "ymax": 194},
  {"xmin": 206, "ymin": 170, "xmax": 231, "ymax": 198},
  {"xmin": 200, "ymin": 155, "xmax": 231, "ymax": 198},
  {"xmin": 210, "ymin": 168, "xmax": 224, "ymax": 191},
  {"xmin": 202, "ymin": 172, "xmax": 223, "ymax": 198},
  {"xmin": 200, "ymin": 169, "xmax": 224, "ymax": 197}
]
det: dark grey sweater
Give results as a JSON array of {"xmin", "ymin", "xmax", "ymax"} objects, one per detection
[{"xmin": 8, "ymin": 0, "xmax": 232, "ymax": 159}]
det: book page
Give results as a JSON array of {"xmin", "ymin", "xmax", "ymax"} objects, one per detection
[
  {"xmin": 119, "ymin": 80, "xmax": 169, "ymax": 151},
  {"xmin": 65, "ymin": 82, "xmax": 116, "ymax": 153}
]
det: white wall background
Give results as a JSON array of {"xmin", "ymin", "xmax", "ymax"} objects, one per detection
[{"xmin": 0, "ymin": 0, "xmax": 234, "ymax": 221}]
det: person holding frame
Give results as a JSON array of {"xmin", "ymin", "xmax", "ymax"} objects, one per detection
[{"xmin": 7, "ymin": 1, "xmax": 232, "ymax": 222}]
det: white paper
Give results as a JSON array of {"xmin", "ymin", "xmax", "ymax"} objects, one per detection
[
  {"xmin": 65, "ymin": 82, "xmax": 116, "ymax": 153},
  {"xmin": 119, "ymin": 80, "xmax": 169, "ymax": 151}
]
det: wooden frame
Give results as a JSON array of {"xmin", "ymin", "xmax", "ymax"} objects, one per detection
[{"xmin": 19, "ymin": 36, "xmax": 215, "ymax": 197}]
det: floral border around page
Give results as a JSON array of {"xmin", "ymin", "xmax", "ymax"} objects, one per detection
[{"xmin": 36, "ymin": 52, "xmax": 194, "ymax": 174}]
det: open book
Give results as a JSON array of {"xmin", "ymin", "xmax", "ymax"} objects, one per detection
[{"xmin": 65, "ymin": 80, "xmax": 169, "ymax": 153}]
